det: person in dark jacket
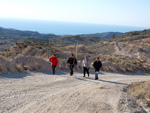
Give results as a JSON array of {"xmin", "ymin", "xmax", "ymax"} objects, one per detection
[
  {"xmin": 49, "ymin": 54, "xmax": 58, "ymax": 75},
  {"xmin": 93, "ymin": 57, "xmax": 102, "ymax": 80},
  {"xmin": 67, "ymin": 54, "xmax": 77, "ymax": 76}
]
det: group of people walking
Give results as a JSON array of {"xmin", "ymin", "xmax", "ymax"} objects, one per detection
[{"xmin": 49, "ymin": 54, "xmax": 102, "ymax": 80}]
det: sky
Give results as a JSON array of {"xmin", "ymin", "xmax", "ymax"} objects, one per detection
[{"xmin": 0, "ymin": 0, "xmax": 150, "ymax": 28}]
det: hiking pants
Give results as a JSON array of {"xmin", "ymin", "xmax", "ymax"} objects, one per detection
[
  {"xmin": 69, "ymin": 65, "xmax": 74, "ymax": 75},
  {"xmin": 52, "ymin": 65, "xmax": 56, "ymax": 75},
  {"xmin": 83, "ymin": 67, "xmax": 89, "ymax": 77}
]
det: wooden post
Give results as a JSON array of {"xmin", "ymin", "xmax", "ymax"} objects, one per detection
[
  {"xmin": 7, "ymin": 49, "xmax": 8, "ymax": 59},
  {"xmin": 76, "ymin": 43, "xmax": 78, "ymax": 59},
  {"xmin": 47, "ymin": 40, "xmax": 49, "ymax": 59}
]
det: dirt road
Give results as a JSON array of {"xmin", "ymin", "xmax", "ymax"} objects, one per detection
[
  {"xmin": 0, "ymin": 71, "xmax": 150, "ymax": 113},
  {"xmin": 114, "ymin": 42, "xmax": 133, "ymax": 58}
]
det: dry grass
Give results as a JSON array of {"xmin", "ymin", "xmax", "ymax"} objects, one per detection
[
  {"xmin": 32, "ymin": 66, "xmax": 38, "ymax": 71},
  {"xmin": 23, "ymin": 65, "xmax": 30, "ymax": 71},
  {"xmin": 1, "ymin": 40, "xmax": 150, "ymax": 74},
  {"xmin": 126, "ymin": 81, "xmax": 150, "ymax": 107},
  {"xmin": 32, "ymin": 65, "xmax": 42, "ymax": 71},
  {"xmin": 16, "ymin": 64, "xmax": 24, "ymax": 73},
  {"xmin": 37, "ymin": 65, "xmax": 42, "ymax": 70},
  {"xmin": 0, "ymin": 66, "xmax": 3, "ymax": 72},
  {"xmin": 7, "ymin": 67, "xmax": 13, "ymax": 72}
]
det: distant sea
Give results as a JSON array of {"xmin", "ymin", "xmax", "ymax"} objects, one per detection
[{"xmin": 0, "ymin": 18, "xmax": 148, "ymax": 35}]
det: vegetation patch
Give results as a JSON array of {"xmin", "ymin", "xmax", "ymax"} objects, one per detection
[
  {"xmin": 0, "ymin": 66, "xmax": 3, "ymax": 73},
  {"xmin": 125, "ymin": 81, "xmax": 150, "ymax": 111},
  {"xmin": 16, "ymin": 64, "xmax": 24, "ymax": 73}
]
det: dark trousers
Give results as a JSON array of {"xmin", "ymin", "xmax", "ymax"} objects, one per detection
[
  {"xmin": 83, "ymin": 67, "xmax": 89, "ymax": 77},
  {"xmin": 69, "ymin": 65, "xmax": 74, "ymax": 75},
  {"xmin": 52, "ymin": 65, "xmax": 56, "ymax": 75}
]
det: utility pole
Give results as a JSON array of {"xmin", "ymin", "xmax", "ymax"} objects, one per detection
[
  {"xmin": 75, "ymin": 43, "xmax": 78, "ymax": 59},
  {"xmin": 7, "ymin": 49, "xmax": 8, "ymax": 59},
  {"xmin": 47, "ymin": 40, "xmax": 50, "ymax": 59}
]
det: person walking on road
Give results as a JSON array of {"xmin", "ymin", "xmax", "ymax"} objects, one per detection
[
  {"xmin": 93, "ymin": 57, "xmax": 102, "ymax": 80},
  {"xmin": 67, "ymin": 54, "xmax": 77, "ymax": 76},
  {"xmin": 49, "ymin": 54, "xmax": 58, "ymax": 75},
  {"xmin": 82, "ymin": 57, "xmax": 90, "ymax": 77}
]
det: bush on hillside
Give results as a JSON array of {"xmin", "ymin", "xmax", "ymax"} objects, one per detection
[
  {"xmin": 0, "ymin": 66, "xmax": 3, "ymax": 73},
  {"xmin": 126, "ymin": 81, "xmax": 150, "ymax": 110}
]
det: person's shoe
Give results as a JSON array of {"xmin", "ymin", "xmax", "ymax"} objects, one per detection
[
  {"xmin": 88, "ymin": 75, "xmax": 89, "ymax": 77},
  {"xmin": 83, "ymin": 76, "xmax": 85, "ymax": 77},
  {"xmin": 95, "ymin": 78, "xmax": 98, "ymax": 80}
]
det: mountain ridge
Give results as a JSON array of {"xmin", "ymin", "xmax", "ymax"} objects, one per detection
[
  {"xmin": 0, "ymin": 26, "xmax": 123, "ymax": 51},
  {"xmin": 0, "ymin": 27, "xmax": 58, "ymax": 39},
  {"xmin": 0, "ymin": 26, "xmax": 123, "ymax": 39},
  {"xmin": 79, "ymin": 32, "xmax": 122, "ymax": 39}
]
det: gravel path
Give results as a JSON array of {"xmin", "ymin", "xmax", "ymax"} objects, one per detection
[{"xmin": 0, "ymin": 71, "xmax": 150, "ymax": 113}]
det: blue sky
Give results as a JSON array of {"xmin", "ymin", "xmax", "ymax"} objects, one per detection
[{"xmin": 0, "ymin": 0, "xmax": 150, "ymax": 27}]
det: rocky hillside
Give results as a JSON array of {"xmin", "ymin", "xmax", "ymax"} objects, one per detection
[
  {"xmin": 88, "ymin": 29, "xmax": 150, "ymax": 60},
  {"xmin": 0, "ymin": 41, "xmax": 94, "ymax": 73},
  {"xmin": 0, "ymin": 39, "xmax": 150, "ymax": 74},
  {"xmin": 0, "ymin": 29, "xmax": 150, "ymax": 74}
]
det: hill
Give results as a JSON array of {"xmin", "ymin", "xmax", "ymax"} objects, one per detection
[
  {"xmin": 0, "ymin": 28, "xmax": 150, "ymax": 113},
  {"xmin": 111, "ymin": 29, "xmax": 150, "ymax": 41},
  {"xmin": 88, "ymin": 29, "xmax": 150, "ymax": 59},
  {"xmin": 0, "ymin": 27, "xmax": 122, "ymax": 51},
  {"xmin": 0, "ymin": 27, "xmax": 58, "ymax": 51},
  {"xmin": 0, "ymin": 27, "xmax": 58, "ymax": 39},
  {"xmin": 0, "ymin": 27, "xmax": 124, "ymax": 52},
  {"xmin": 0, "ymin": 40, "xmax": 150, "ymax": 74},
  {"xmin": 80, "ymin": 32, "xmax": 122, "ymax": 39},
  {"xmin": 48, "ymin": 35, "xmax": 102, "ymax": 45},
  {"xmin": 0, "ymin": 27, "xmax": 103, "ymax": 51},
  {"xmin": 0, "ymin": 28, "xmax": 150, "ymax": 74}
]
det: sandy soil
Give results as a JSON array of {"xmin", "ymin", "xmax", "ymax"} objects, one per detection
[{"xmin": 0, "ymin": 71, "xmax": 150, "ymax": 113}]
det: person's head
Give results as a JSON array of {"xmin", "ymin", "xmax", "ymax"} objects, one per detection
[
  {"xmin": 96, "ymin": 57, "xmax": 99, "ymax": 61},
  {"xmin": 85, "ymin": 56, "xmax": 88, "ymax": 60},
  {"xmin": 71, "ymin": 54, "xmax": 74, "ymax": 58},
  {"xmin": 53, "ymin": 54, "xmax": 56, "ymax": 57}
]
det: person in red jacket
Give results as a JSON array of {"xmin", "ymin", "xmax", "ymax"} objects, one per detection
[{"xmin": 49, "ymin": 54, "xmax": 58, "ymax": 75}]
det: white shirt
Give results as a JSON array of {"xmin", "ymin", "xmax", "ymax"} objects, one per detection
[{"xmin": 82, "ymin": 59, "xmax": 90, "ymax": 68}]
